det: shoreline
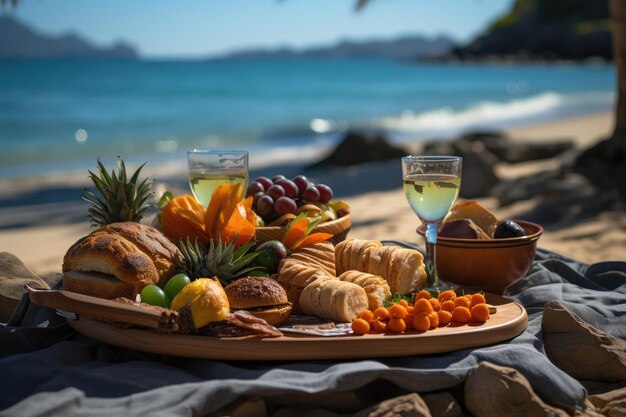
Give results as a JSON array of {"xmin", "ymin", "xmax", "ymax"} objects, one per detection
[{"xmin": 1, "ymin": 109, "xmax": 622, "ymax": 274}]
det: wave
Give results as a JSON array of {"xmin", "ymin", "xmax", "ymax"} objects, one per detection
[{"xmin": 367, "ymin": 91, "xmax": 614, "ymax": 138}]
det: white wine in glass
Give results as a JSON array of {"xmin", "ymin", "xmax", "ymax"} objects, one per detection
[
  {"xmin": 187, "ymin": 150, "xmax": 249, "ymax": 206},
  {"xmin": 402, "ymin": 156, "xmax": 462, "ymax": 292}
]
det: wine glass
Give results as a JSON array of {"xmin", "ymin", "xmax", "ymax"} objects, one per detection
[
  {"xmin": 187, "ymin": 150, "xmax": 249, "ymax": 206},
  {"xmin": 402, "ymin": 155, "xmax": 462, "ymax": 292}
]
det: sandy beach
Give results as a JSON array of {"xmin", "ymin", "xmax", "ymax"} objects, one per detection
[{"xmin": 0, "ymin": 110, "xmax": 623, "ymax": 277}]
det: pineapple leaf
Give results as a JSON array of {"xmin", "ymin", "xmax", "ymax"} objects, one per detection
[
  {"xmin": 177, "ymin": 236, "xmax": 264, "ymax": 284},
  {"xmin": 231, "ymin": 252, "xmax": 260, "ymax": 272},
  {"xmin": 233, "ymin": 241, "xmax": 256, "ymax": 260},
  {"xmin": 129, "ymin": 162, "xmax": 147, "ymax": 184},
  {"xmin": 82, "ymin": 156, "xmax": 153, "ymax": 226},
  {"xmin": 159, "ymin": 191, "xmax": 175, "ymax": 208}
]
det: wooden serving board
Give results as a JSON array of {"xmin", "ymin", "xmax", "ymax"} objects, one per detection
[{"xmin": 66, "ymin": 293, "xmax": 527, "ymax": 361}]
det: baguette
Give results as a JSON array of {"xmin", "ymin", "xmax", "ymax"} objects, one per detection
[
  {"xmin": 276, "ymin": 256, "xmax": 335, "ymax": 314},
  {"xmin": 285, "ymin": 241, "xmax": 336, "ymax": 277},
  {"xmin": 299, "ymin": 279, "xmax": 368, "ymax": 322},
  {"xmin": 392, "ymin": 248, "xmax": 427, "ymax": 295},
  {"xmin": 338, "ymin": 270, "xmax": 391, "ymax": 310},
  {"xmin": 336, "ymin": 239, "xmax": 381, "ymax": 274},
  {"xmin": 336, "ymin": 238, "xmax": 426, "ymax": 295}
]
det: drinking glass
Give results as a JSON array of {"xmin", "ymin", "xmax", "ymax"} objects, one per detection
[
  {"xmin": 401, "ymin": 155, "xmax": 462, "ymax": 292},
  {"xmin": 187, "ymin": 150, "xmax": 249, "ymax": 206}
]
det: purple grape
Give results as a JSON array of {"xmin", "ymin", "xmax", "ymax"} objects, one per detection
[
  {"xmin": 254, "ymin": 176, "xmax": 273, "ymax": 190},
  {"xmin": 256, "ymin": 195, "xmax": 274, "ymax": 217},
  {"xmin": 292, "ymin": 175, "xmax": 309, "ymax": 194},
  {"xmin": 266, "ymin": 184, "xmax": 285, "ymax": 200},
  {"xmin": 276, "ymin": 179, "xmax": 298, "ymax": 199},
  {"xmin": 302, "ymin": 185, "xmax": 320, "ymax": 203},
  {"xmin": 274, "ymin": 196, "xmax": 297, "ymax": 216},
  {"xmin": 246, "ymin": 181, "xmax": 265, "ymax": 197},
  {"xmin": 316, "ymin": 184, "xmax": 333, "ymax": 203},
  {"xmin": 271, "ymin": 174, "xmax": 286, "ymax": 183},
  {"xmin": 252, "ymin": 191, "xmax": 264, "ymax": 205}
]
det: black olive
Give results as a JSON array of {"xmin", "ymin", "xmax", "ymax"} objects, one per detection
[{"xmin": 494, "ymin": 220, "xmax": 527, "ymax": 238}]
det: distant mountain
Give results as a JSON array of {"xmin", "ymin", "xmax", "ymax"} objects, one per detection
[
  {"xmin": 220, "ymin": 35, "xmax": 456, "ymax": 60},
  {"xmin": 0, "ymin": 15, "xmax": 139, "ymax": 59},
  {"xmin": 453, "ymin": 0, "xmax": 612, "ymax": 60}
]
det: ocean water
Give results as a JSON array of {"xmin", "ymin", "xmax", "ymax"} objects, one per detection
[{"xmin": 0, "ymin": 58, "xmax": 616, "ymax": 179}]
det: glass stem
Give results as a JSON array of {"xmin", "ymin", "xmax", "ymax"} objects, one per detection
[{"xmin": 424, "ymin": 223, "xmax": 439, "ymax": 291}]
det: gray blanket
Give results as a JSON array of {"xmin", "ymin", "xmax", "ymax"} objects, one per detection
[{"xmin": 1, "ymin": 248, "xmax": 625, "ymax": 416}]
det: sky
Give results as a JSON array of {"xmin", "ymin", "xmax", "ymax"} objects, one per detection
[{"xmin": 6, "ymin": 0, "xmax": 513, "ymax": 59}]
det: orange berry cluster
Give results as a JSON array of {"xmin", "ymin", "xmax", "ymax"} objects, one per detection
[{"xmin": 351, "ymin": 289, "xmax": 491, "ymax": 336}]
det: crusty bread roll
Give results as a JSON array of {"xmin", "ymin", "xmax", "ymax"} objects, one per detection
[
  {"xmin": 62, "ymin": 222, "xmax": 182, "ymax": 299},
  {"xmin": 444, "ymin": 200, "xmax": 499, "ymax": 238},
  {"xmin": 338, "ymin": 270, "xmax": 391, "ymax": 310},
  {"xmin": 62, "ymin": 270, "xmax": 136, "ymax": 300},
  {"xmin": 336, "ymin": 239, "xmax": 426, "ymax": 295},
  {"xmin": 299, "ymin": 278, "xmax": 368, "ymax": 322}
]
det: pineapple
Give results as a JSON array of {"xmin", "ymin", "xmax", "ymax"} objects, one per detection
[
  {"xmin": 82, "ymin": 157, "xmax": 153, "ymax": 227},
  {"xmin": 177, "ymin": 237, "xmax": 264, "ymax": 286}
]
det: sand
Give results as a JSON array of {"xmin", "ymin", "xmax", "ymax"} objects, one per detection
[{"xmin": 0, "ymin": 110, "xmax": 623, "ymax": 276}]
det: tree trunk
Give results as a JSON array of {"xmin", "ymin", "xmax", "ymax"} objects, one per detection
[
  {"xmin": 611, "ymin": 0, "xmax": 626, "ymax": 139},
  {"xmin": 573, "ymin": 0, "xmax": 626, "ymax": 196}
]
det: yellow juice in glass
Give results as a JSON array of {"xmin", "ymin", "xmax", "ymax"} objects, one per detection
[
  {"xmin": 189, "ymin": 169, "xmax": 248, "ymax": 206},
  {"xmin": 403, "ymin": 173, "xmax": 460, "ymax": 223}
]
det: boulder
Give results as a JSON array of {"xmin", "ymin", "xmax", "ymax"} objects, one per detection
[
  {"xmin": 492, "ymin": 140, "xmax": 574, "ymax": 164},
  {"xmin": 0, "ymin": 252, "xmax": 50, "ymax": 322},
  {"xmin": 464, "ymin": 361, "xmax": 569, "ymax": 417},
  {"xmin": 422, "ymin": 392, "xmax": 462, "ymax": 417},
  {"xmin": 491, "ymin": 169, "xmax": 595, "ymax": 207},
  {"xmin": 574, "ymin": 137, "xmax": 626, "ymax": 196},
  {"xmin": 542, "ymin": 300, "xmax": 626, "ymax": 382},
  {"xmin": 451, "ymin": 131, "xmax": 574, "ymax": 164},
  {"xmin": 588, "ymin": 387, "xmax": 626, "ymax": 417},
  {"xmin": 423, "ymin": 138, "xmax": 500, "ymax": 198},
  {"xmin": 355, "ymin": 393, "xmax": 432, "ymax": 417},
  {"xmin": 308, "ymin": 131, "xmax": 407, "ymax": 169}
]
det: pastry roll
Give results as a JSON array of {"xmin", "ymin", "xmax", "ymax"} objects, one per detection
[
  {"xmin": 299, "ymin": 278, "xmax": 368, "ymax": 322},
  {"xmin": 338, "ymin": 270, "xmax": 391, "ymax": 310}
]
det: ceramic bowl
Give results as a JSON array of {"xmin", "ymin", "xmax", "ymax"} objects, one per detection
[{"xmin": 418, "ymin": 220, "xmax": 543, "ymax": 293}]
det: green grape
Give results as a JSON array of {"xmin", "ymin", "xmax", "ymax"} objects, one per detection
[
  {"xmin": 164, "ymin": 273, "xmax": 191, "ymax": 301},
  {"xmin": 140, "ymin": 284, "xmax": 170, "ymax": 308}
]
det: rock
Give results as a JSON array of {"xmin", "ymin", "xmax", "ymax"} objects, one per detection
[
  {"xmin": 422, "ymin": 392, "xmax": 462, "ymax": 417},
  {"xmin": 308, "ymin": 131, "xmax": 407, "ymax": 169},
  {"xmin": 491, "ymin": 169, "xmax": 596, "ymax": 207},
  {"xmin": 542, "ymin": 300, "xmax": 626, "ymax": 382},
  {"xmin": 455, "ymin": 141, "xmax": 501, "ymax": 198},
  {"xmin": 588, "ymin": 387, "xmax": 626, "ymax": 417},
  {"xmin": 355, "ymin": 393, "xmax": 432, "ymax": 417},
  {"xmin": 462, "ymin": 131, "xmax": 574, "ymax": 164},
  {"xmin": 423, "ymin": 138, "xmax": 500, "ymax": 198},
  {"xmin": 464, "ymin": 361, "xmax": 569, "ymax": 417},
  {"xmin": 0, "ymin": 252, "xmax": 50, "ymax": 322},
  {"xmin": 574, "ymin": 137, "xmax": 626, "ymax": 196}
]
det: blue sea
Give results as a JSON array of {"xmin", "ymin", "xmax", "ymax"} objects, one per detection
[{"xmin": 0, "ymin": 58, "xmax": 616, "ymax": 179}]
